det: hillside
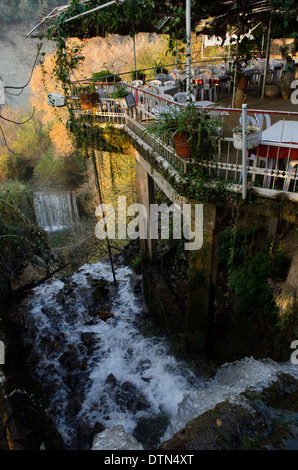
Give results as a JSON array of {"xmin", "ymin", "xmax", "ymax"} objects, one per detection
[{"xmin": 0, "ymin": 21, "xmax": 54, "ymax": 107}]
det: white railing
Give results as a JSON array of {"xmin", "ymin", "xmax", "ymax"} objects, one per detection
[{"xmin": 70, "ymin": 81, "xmax": 298, "ymax": 199}]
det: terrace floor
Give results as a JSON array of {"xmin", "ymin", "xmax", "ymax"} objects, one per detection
[{"xmin": 221, "ymin": 86, "xmax": 298, "ymax": 130}]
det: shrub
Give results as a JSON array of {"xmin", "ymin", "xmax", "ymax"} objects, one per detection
[
  {"xmin": 91, "ymin": 70, "xmax": 121, "ymax": 82},
  {"xmin": 228, "ymin": 247, "xmax": 290, "ymax": 320}
]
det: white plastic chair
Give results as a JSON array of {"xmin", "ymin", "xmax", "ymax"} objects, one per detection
[
  {"xmin": 200, "ymin": 73, "xmax": 213, "ymax": 101},
  {"xmin": 256, "ymin": 115, "xmax": 273, "ymax": 188},
  {"xmin": 131, "ymin": 80, "xmax": 143, "ymax": 87},
  {"xmin": 164, "ymin": 80, "xmax": 176, "ymax": 87},
  {"xmin": 147, "ymin": 79, "xmax": 162, "ymax": 87},
  {"xmin": 254, "ymin": 113, "xmax": 271, "ymax": 131},
  {"xmin": 238, "ymin": 115, "xmax": 259, "ymax": 183},
  {"xmin": 284, "ymin": 160, "xmax": 298, "ymax": 191},
  {"xmin": 239, "ymin": 115, "xmax": 257, "ymax": 126},
  {"xmin": 155, "ymin": 73, "xmax": 169, "ymax": 83},
  {"xmin": 168, "ymin": 69, "xmax": 181, "ymax": 81},
  {"xmin": 173, "ymin": 92, "xmax": 195, "ymax": 104},
  {"xmin": 159, "ymin": 93, "xmax": 174, "ymax": 101}
]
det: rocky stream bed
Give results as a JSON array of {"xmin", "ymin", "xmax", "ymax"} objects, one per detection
[{"xmin": 1, "ymin": 254, "xmax": 298, "ymax": 451}]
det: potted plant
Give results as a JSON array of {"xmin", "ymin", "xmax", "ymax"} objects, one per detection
[
  {"xmin": 145, "ymin": 102, "xmax": 219, "ymax": 160},
  {"xmin": 280, "ymin": 47, "xmax": 295, "ymax": 99},
  {"xmin": 91, "ymin": 69, "xmax": 121, "ymax": 83},
  {"xmin": 232, "ymin": 123, "xmax": 261, "ymax": 150},
  {"xmin": 108, "ymin": 85, "xmax": 131, "ymax": 108},
  {"xmin": 78, "ymin": 83, "xmax": 99, "ymax": 109},
  {"xmin": 130, "ymin": 71, "xmax": 146, "ymax": 83}
]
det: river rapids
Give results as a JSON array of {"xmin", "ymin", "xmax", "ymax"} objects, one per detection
[{"xmin": 17, "ymin": 260, "xmax": 298, "ymax": 450}]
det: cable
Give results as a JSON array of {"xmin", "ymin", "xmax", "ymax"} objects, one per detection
[
  {"xmin": 4, "ymin": 44, "xmax": 42, "ymax": 95},
  {"xmin": 0, "ymin": 124, "xmax": 22, "ymax": 155},
  {"xmin": 0, "ymin": 107, "xmax": 35, "ymax": 125}
]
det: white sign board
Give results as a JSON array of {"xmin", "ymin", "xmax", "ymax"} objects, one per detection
[{"xmin": 125, "ymin": 92, "xmax": 136, "ymax": 108}]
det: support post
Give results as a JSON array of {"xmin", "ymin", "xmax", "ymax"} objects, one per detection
[
  {"xmin": 261, "ymin": 7, "xmax": 272, "ymax": 98},
  {"xmin": 185, "ymin": 203, "xmax": 217, "ymax": 354},
  {"xmin": 133, "ymin": 34, "xmax": 137, "ymax": 73},
  {"xmin": 242, "ymin": 103, "xmax": 248, "ymax": 200},
  {"xmin": 232, "ymin": 13, "xmax": 240, "ymax": 109},
  {"xmin": 134, "ymin": 158, "xmax": 156, "ymax": 261},
  {"xmin": 186, "ymin": 0, "xmax": 191, "ymax": 101}
]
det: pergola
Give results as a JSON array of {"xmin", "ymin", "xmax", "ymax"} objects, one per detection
[{"xmin": 26, "ymin": 0, "xmax": 297, "ymax": 102}]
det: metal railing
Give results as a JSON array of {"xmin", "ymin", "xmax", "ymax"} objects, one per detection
[{"xmin": 69, "ymin": 81, "xmax": 298, "ymax": 199}]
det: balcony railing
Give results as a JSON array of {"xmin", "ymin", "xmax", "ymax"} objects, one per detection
[{"xmin": 69, "ymin": 80, "xmax": 298, "ymax": 200}]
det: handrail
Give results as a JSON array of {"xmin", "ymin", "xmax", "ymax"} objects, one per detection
[
  {"xmin": 72, "ymin": 79, "xmax": 298, "ymax": 118},
  {"xmin": 70, "ymin": 57, "xmax": 226, "ymax": 84},
  {"xmin": 70, "ymin": 80, "xmax": 298, "ymax": 198}
]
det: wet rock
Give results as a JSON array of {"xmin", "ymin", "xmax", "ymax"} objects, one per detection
[
  {"xmin": 97, "ymin": 309, "xmax": 114, "ymax": 321},
  {"xmin": 64, "ymin": 372, "xmax": 79, "ymax": 390},
  {"xmin": 133, "ymin": 414, "xmax": 170, "ymax": 450},
  {"xmin": 116, "ymin": 381, "xmax": 150, "ymax": 413},
  {"xmin": 81, "ymin": 332, "xmax": 99, "ymax": 349},
  {"xmin": 159, "ymin": 401, "xmax": 260, "ymax": 450},
  {"xmin": 159, "ymin": 375, "xmax": 298, "ymax": 450},
  {"xmin": 59, "ymin": 344, "xmax": 80, "ymax": 369},
  {"xmin": 104, "ymin": 375, "xmax": 150, "ymax": 414},
  {"xmin": 90, "ymin": 278, "xmax": 110, "ymax": 303},
  {"xmin": 67, "ymin": 395, "xmax": 82, "ymax": 415},
  {"xmin": 105, "ymin": 373, "xmax": 117, "ymax": 386},
  {"xmin": 92, "ymin": 425, "xmax": 144, "ymax": 450}
]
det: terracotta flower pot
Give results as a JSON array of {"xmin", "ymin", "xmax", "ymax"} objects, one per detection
[
  {"xmin": 80, "ymin": 92, "xmax": 98, "ymax": 109},
  {"xmin": 174, "ymin": 132, "xmax": 192, "ymax": 158},
  {"xmin": 238, "ymin": 76, "xmax": 249, "ymax": 91}
]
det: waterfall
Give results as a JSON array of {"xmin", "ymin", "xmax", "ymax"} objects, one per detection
[
  {"xmin": 19, "ymin": 260, "xmax": 298, "ymax": 450},
  {"xmin": 33, "ymin": 190, "xmax": 80, "ymax": 232}
]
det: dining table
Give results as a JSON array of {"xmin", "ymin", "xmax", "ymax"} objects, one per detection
[
  {"xmin": 157, "ymin": 85, "xmax": 179, "ymax": 96},
  {"xmin": 254, "ymin": 120, "xmax": 298, "ymax": 190},
  {"xmin": 257, "ymin": 120, "xmax": 298, "ymax": 160}
]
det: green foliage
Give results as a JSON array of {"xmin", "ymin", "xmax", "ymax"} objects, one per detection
[
  {"xmin": 91, "ymin": 70, "xmax": 121, "ymax": 82},
  {"xmin": 51, "ymin": 40, "xmax": 85, "ymax": 100},
  {"xmin": 108, "ymin": 85, "xmax": 129, "ymax": 99},
  {"xmin": 0, "ymin": 112, "xmax": 52, "ymax": 182},
  {"xmin": 146, "ymin": 103, "xmax": 219, "ymax": 159},
  {"xmin": 0, "ymin": 185, "xmax": 55, "ymax": 294},
  {"xmin": 130, "ymin": 71, "xmax": 146, "ymax": 82},
  {"xmin": 33, "ymin": 150, "xmax": 87, "ymax": 189},
  {"xmin": 218, "ymin": 224, "xmax": 260, "ymax": 270},
  {"xmin": 131, "ymin": 255, "xmax": 142, "ymax": 273},
  {"xmin": 0, "ymin": 180, "xmax": 35, "ymax": 220},
  {"xmin": 228, "ymin": 245, "xmax": 289, "ymax": 320}
]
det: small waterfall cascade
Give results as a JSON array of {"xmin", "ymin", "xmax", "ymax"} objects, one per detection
[
  {"xmin": 18, "ymin": 260, "xmax": 298, "ymax": 450},
  {"xmin": 33, "ymin": 190, "xmax": 80, "ymax": 232}
]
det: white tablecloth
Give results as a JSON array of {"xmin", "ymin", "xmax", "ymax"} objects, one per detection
[{"xmin": 261, "ymin": 120, "xmax": 298, "ymax": 144}]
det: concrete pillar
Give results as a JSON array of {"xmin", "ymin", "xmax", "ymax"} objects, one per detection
[
  {"xmin": 185, "ymin": 203, "xmax": 218, "ymax": 354},
  {"xmin": 134, "ymin": 158, "xmax": 157, "ymax": 261}
]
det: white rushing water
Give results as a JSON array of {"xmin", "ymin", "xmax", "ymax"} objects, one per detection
[
  {"xmin": 33, "ymin": 190, "xmax": 80, "ymax": 232},
  {"xmin": 24, "ymin": 261, "xmax": 203, "ymax": 448},
  {"xmin": 23, "ymin": 260, "xmax": 298, "ymax": 450}
]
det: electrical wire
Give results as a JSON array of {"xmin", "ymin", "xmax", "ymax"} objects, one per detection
[
  {"xmin": 0, "ymin": 124, "xmax": 22, "ymax": 155},
  {"xmin": 0, "ymin": 107, "xmax": 35, "ymax": 125},
  {"xmin": 4, "ymin": 43, "xmax": 42, "ymax": 95},
  {"xmin": 0, "ymin": 44, "xmax": 41, "ymax": 154}
]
